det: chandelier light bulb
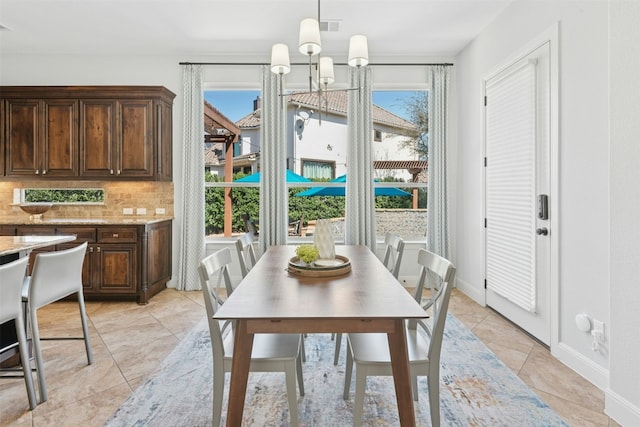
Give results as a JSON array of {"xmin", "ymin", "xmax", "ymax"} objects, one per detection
[
  {"xmin": 318, "ymin": 57, "xmax": 335, "ymax": 85},
  {"xmin": 348, "ymin": 34, "xmax": 369, "ymax": 67},
  {"xmin": 298, "ymin": 18, "xmax": 322, "ymax": 56},
  {"xmin": 270, "ymin": 43, "xmax": 291, "ymax": 75}
]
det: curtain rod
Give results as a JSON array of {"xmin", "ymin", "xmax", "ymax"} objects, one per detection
[{"xmin": 179, "ymin": 61, "xmax": 453, "ymax": 67}]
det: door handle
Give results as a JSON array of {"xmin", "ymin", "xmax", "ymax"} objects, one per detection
[{"xmin": 536, "ymin": 227, "xmax": 548, "ymax": 236}]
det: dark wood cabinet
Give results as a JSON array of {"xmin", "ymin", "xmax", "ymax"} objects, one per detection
[
  {"xmin": 1, "ymin": 86, "xmax": 175, "ymax": 181},
  {"xmin": 79, "ymin": 99, "xmax": 117, "ymax": 177},
  {"xmin": 12, "ymin": 220, "xmax": 172, "ymax": 304},
  {"xmin": 118, "ymin": 99, "xmax": 154, "ymax": 178},
  {"xmin": 4, "ymin": 98, "xmax": 78, "ymax": 178}
]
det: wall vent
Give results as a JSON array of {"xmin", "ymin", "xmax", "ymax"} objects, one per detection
[{"xmin": 320, "ymin": 20, "xmax": 342, "ymax": 32}]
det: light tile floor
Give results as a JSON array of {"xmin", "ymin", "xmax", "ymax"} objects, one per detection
[{"xmin": 0, "ymin": 288, "xmax": 620, "ymax": 426}]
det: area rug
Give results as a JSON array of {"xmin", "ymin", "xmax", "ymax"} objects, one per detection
[{"xmin": 105, "ymin": 314, "xmax": 568, "ymax": 426}]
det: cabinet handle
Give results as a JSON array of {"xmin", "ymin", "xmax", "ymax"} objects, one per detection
[
  {"xmin": 110, "ymin": 169, "xmax": 114, "ymax": 175},
  {"xmin": 42, "ymin": 170, "xmax": 47, "ymax": 175},
  {"xmin": 35, "ymin": 170, "xmax": 40, "ymax": 175},
  {"xmin": 89, "ymin": 246, "xmax": 94, "ymax": 253},
  {"xmin": 97, "ymin": 246, "xmax": 101, "ymax": 253},
  {"xmin": 117, "ymin": 169, "xmax": 121, "ymax": 175},
  {"xmin": 113, "ymin": 233, "xmax": 119, "ymax": 238}
]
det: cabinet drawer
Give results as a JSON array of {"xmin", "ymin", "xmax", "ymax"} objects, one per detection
[
  {"xmin": 97, "ymin": 227, "xmax": 137, "ymax": 243},
  {"xmin": 56, "ymin": 227, "xmax": 96, "ymax": 243},
  {"xmin": 16, "ymin": 227, "xmax": 56, "ymax": 235},
  {"xmin": 0, "ymin": 226, "xmax": 16, "ymax": 236}
]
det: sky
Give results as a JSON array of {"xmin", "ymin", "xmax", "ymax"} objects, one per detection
[{"xmin": 204, "ymin": 90, "xmax": 419, "ymax": 123}]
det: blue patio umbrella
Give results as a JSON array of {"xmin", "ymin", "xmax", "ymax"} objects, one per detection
[
  {"xmin": 295, "ymin": 174, "xmax": 411, "ymax": 197},
  {"xmin": 234, "ymin": 170, "xmax": 312, "ymax": 183}
]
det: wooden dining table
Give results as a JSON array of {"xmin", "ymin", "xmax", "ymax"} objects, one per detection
[{"xmin": 214, "ymin": 244, "xmax": 428, "ymax": 426}]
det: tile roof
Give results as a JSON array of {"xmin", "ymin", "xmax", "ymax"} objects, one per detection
[{"xmin": 235, "ymin": 91, "xmax": 417, "ymax": 130}]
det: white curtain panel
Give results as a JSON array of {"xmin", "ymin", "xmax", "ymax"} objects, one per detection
[
  {"xmin": 259, "ymin": 66, "xmax": 288, "ymax": 254},
  {"xmin": 345, "ymin": 67, "xmax": 376, "ymax": 252},
  {"xmin": 426, "ymin": 65, "xmax": 451, "ymax": 258},
  {"xmin": 177, "ymin": 64, "xmax": 206, "ymax": 290}
]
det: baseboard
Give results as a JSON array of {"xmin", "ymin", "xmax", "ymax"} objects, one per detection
[
  {"xmin": 455, "ymin": 277, "xmax": 486, "ymax": 306},
  {"xmin": 605, "ymin": 388, "xmax": 640, "ymax": 426},
  {"xmin": 552, "ymin": 342, "xmax": 609, "ymax": 390}
]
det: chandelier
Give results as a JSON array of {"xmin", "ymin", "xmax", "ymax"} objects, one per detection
[{"xmin": 269, "ymin": 0, "xmax": 369, "ymax": 97}]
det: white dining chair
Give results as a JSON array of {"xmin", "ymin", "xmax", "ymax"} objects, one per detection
[
  {"xmin": 333, "ymin": 232, "xmax": 406, "ymax": 365},
  {"xmin": 0, "ymin": 257, "xmax": 38, "ymax": 410},
  {"xmin": 343, "ymin": 248, "xmax": 455, "ymax": 427},
  {"xmin": 23, "ymin": 242, "xmax": 93, "ymax": 403},
  {"xmin": 198, "ymin": 247, "xmax": 304, "ymax": 426},
  {"xmin": 235, "ymin": 232, "xmax": 258, "ymax": 278}
]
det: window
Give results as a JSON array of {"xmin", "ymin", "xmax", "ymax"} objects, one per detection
[
  {"xmin": 23, "ymin": 188, "xmax": 104, "ymax": 204},
  {"xmin": 302, "ymin": 160, "xmax": 334, "ymax": 180},
  {"xmin": 202, "ymin": 87, "xmax": 429, "ymax": 242}
]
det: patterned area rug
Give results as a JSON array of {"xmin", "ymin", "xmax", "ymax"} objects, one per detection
[{"xmin": 105, "ymin": 315, "xmax": 568, "ymax": 426}]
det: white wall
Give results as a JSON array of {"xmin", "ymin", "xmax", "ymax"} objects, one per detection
[
  {"xmin": 455, "ymin": 0, "xmax": 639, "ymax": 424},
  {"xmin": 607, "ymin": 1, "xmax": 640, "ymax": 424},
  {"xmin": 288, "ymin": 110, "xmax": 349, "ymax": 177}
]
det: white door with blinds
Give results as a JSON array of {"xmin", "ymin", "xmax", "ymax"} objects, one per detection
[{"xmin": 484, "ymin": 42, "xmax": 551, "ymax": 345}]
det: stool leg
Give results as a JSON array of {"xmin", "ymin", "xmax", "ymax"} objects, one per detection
[
  {"xmin": 77, "ymin": 291, "xmax": 93, "ymax": 364},
  {"xmin": 29, "ymin": 307, "xmax": 48, "ymax": 403},
  {"xmin": 16, "ymin": 314, "xmax": 37, "ymax": 409}
]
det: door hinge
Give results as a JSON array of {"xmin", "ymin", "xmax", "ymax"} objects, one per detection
[
  {"xmin": 484, "ymin": 95, "xmax": 487, "ymax": 106},
  {"xmin": 484, "ymin": 218, "xmax": 487, "ymax": 228},
  {"xmin": 484, "ymin": 157, "xmax": 487, "ymax": 167},
  {"xmin": 484, "ymin": 279, "xmax": 487, "ymax": 289}
]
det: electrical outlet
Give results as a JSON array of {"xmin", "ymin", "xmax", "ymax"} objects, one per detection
[
  {"xmin": 136, "ymin": 208, "xmax": 147, "ymax": 215},
  {"xmin": 123, "ymin": 208, "xmax": 134, "ymax": 215},
  {"xmin": 155, "ymin": 208, "xmax": 166, "ymax": 215}
]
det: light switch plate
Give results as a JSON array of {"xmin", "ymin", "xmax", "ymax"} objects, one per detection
[
  {"xmin": 123, "ymin": 208, "xmax": 134, "ymax": 215},
  {"xmin": 136, "ymin": 208, "xmax": 147, "ymax": 215},
  {"xmin": 155, "ymin": 208, "xmax": 166, "ymax": 215}
]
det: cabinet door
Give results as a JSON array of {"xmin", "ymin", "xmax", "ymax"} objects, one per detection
[
  {"xmin": 42, "ymin": 99, "xmax": 78, "ymax": 177},
  {"xmin": 118, "ymin": 99, "xmax": 153, "ymax": 178},
  {"xmin": 156, "ymin": 100, "xmax": 173, "ymax": 181},
  {"xmin": 96, "ymin": 243, "xmax": 137, "ymax": 293},
  {"xmin": 80, "ymin": 99, "xmax": 117, "ymax": 177},
  {"xmin": 5, "ymin": 99, "xmax": 78, "ymax": 177},
  {"xmin": 5, "ymin": 99, "xmax": 40, "ymax": 176}
]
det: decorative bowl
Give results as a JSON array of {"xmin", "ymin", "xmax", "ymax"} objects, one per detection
[{"xmin": 19, "ymin": 203, "xmax": 53, "ymax": 216}]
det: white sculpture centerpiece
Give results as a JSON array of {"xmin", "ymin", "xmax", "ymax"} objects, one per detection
[{"xmin": 313, "ymin": 219, "xmax": 335, "ymax": 260}]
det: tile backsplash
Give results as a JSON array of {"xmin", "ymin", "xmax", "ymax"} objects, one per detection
[{"xmin": 0, "ymin": 181, "xmax": 174, "ymax": 220}]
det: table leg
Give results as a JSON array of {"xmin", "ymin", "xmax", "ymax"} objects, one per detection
[
  {"xmin": 225, "ymin": 320, "xmax": 254, "ymax": 427},
  {"xmin": 387, "ymin": 319, "xmax": 416, "ymax": 427}
]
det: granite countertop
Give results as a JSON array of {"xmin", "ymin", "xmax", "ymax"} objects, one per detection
[
  {"xmin": 0, "ymin": 235, "xmax": 77, "ymax": 256},
  {"xmin": 0, "ymin": 217, "xmax": 173, "ymax": 226}
]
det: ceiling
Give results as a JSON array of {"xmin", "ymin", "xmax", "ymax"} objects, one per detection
[{"xmin": 0, "ymin": 0, "xmax": 512, "ymax": 60}]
